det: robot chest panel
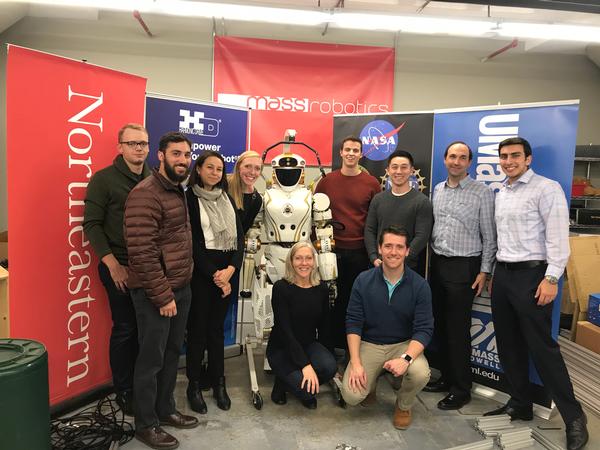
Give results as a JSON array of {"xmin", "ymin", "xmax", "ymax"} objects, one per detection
[{"xmin": 264, "ymin": 189, "xmax": 312, "ymax": 242}]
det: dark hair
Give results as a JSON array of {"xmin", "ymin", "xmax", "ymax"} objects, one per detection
[
  {"xmin": 158, "ymin": 131, "xmax": 192, "ymax": 153},
  {"xmin": 188, "ymin": 150, "xmax": 228, "ymax": 191},
  {"xmin": 498, "ymin": 137, "xmax": 532, "ymax": 158},
  {"xmin": 387, "ymin": 150, "xmax": 414, "ymax": 167},
  {"xmin": 340, "ymin": 136, "xmax": 362, "ymax": 152},
  {"xmin": 378, "ymin": 225, "xmax": 409, "ymax": 247},
  {"xmin": 444, "ymin": 141, "xmax": 473, "ymax": 161}
]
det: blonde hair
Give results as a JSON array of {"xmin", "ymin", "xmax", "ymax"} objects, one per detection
[
  {"xmin": 284, "ymin": 242, "xmax": 321, "ymax": 286},
  {"xmin": 228, "ymin": 150, "xmax": 262, "ymax": 210},
  {"xmin": 118, "ymin": 123, "xmax": 147, "ymax": 142}
]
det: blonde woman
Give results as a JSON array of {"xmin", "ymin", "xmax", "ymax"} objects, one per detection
[
  {"xmin": 266, "ymin": 242, "xmax": 336, "ymax": 409},
  {"xmin": 228, "ymin": 150, "xmax": 263, "ymax": 233}
]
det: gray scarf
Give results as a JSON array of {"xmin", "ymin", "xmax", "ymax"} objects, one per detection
[{"xmin": 191, "ymin": 185, "xmax": 237, "ymax": 251}]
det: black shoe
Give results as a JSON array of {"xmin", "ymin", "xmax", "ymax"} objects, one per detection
[
  {"xmin": 271, "ymin": 378, "xmax": 287, "ymax": 405},
  {"xmin": 437, "ymin": 393, "xmax": 471, "ymax": 410},
  {"xmin": 186, "ymin": 381, "xmax": 207, "ymax": 414},
  {"xmin": 301, "ymin": 397, "xmax": 317, "ymax": 409},
  {"xmin": 423, "ymin": 379, "xmax": 450, "ymax": 393},
  {"xmin": 213, "ymin": 376, "xmax": 231, "ymax": 411},
  {"xmin": 483, "ymin": 403, "xmax": 533, "ymax": 421},
  {"xmin": 566, "ymin": 413, "xmax": 588, "ymax": 450},
  {"xmin": 115, "ymin": 390, "xmax": 134, "ymax": 416}
]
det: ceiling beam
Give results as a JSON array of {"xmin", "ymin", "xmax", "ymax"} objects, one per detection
[{"xmin": 433, "ymin": 0, "xmax": 600, "ymax": 14}]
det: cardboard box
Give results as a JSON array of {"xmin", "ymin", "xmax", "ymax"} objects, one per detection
[
  {"xmin": 561, "ymin": 279, "xmax": 574, "ymax": 315},
  {"xmin": 567, "ymin": 236, "xmax": 600, "ymax": 312},
  {"xmin": 588, "ymin": 294, "xmax": 600, "ymax": 327},
  {"xmin": 575, "ymin": 321, "xmax": 600, "ymax": 354}
]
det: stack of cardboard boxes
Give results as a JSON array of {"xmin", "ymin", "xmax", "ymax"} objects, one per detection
[
  {"xmin": 566, "ymin": 235, "xmax": 600, "ymax": 354},
  {"xmin": 576, "ymin": 293, "xmax": 600, "ymax": 354}
]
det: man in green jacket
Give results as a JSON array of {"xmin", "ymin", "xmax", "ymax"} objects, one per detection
[{"xmin": 83, "ymin": 123, "xmax": 151, "ymax": 415}]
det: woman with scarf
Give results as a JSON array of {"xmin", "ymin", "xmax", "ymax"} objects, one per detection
[{"xmin": 185, "ymin": 150, "xmax": 243, "ymax": 414}]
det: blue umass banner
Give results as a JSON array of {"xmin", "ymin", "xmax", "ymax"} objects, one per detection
[
  {"xmin": 431, "ymin": 100, "xmax": 579, "ymax": 408},
  {"xmin": 145, "ymin": 93, "xmax": 249, "ymax": 173},
  {"xmin": 146, "ymin": 93, "xmax": 249, "ymax": 347}
]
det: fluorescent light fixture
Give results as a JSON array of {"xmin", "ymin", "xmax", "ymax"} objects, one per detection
[
  {"xmin": 333, "ymin": 12, "xmax": 494, "ymax": 37},
  {"xmin": 21, "ymin": 0, "xmax": 330, "ymax": 26},
  {"xmin": 14, "ymin": 0, "xmax": 600, "ymax": 44},
  {"xmin": 498, "ymin": 22, "xmax": 600, "ymax": 44}
]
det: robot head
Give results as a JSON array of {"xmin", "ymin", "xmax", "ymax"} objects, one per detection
[{"xmin": 271, "ymin": 153, "xmax": 306, "ymax": 192}]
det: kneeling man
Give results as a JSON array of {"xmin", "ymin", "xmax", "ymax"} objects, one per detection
[{"xmin": 341, "ymin": 226, "xmax": 433, "ymax": 429}]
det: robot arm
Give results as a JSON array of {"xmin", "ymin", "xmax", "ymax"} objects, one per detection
[{"xmin": 312, "ymin": 192, "xmax": 338, "ymax": 304}]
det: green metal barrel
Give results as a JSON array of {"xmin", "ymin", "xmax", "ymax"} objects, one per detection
[{"xmin": 0, "ymin": 339, "xmax": 50, "ymax": 450}]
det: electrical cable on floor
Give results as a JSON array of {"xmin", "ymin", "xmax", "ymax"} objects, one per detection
[{"xmin": 50, "ymin": 396, "xmax": 134, "ymax": 450}]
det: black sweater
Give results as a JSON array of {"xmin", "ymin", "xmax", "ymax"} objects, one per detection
[
  {"xmin": 238, "ymin": 191, "xmax": 262, "ymax": 234},
  {"xmin": 185, "ymin": 188, "xmax": 244, "ymax": 280},
  {"xmin": 267, "ymin": 280, "xmax": 332, "ymax": 368}
]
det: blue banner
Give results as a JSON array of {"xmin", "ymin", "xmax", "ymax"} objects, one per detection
[
  {"xmin": 431, "ymin": 101, "xmax": 579, "ymax": 405},
  {"xmin": 146, "ymin": 94, "xmax": 249, "ymax": 346},
  {"xmin": 145, "ymin": 94, "xmax": 249, "ymax": 173}
]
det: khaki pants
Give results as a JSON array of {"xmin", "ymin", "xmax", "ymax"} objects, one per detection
[{"xmin": 341, "ymin": 340, "xmax": 430, "ymax": 410}]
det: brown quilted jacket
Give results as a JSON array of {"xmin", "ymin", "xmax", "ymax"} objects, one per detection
[{"xmin": 124, "ymin": 169, "xmax": 193, "ymax": 308}]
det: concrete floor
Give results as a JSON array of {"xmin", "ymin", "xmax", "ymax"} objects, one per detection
[{"xmin": 119, "ymin": 348, "xmax": 600, "ymax": 450}]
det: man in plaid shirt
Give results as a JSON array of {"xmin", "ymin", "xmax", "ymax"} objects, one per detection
[
  {"xmin": 426, "ymin": 141, "xmax": 496, "ymax": 410},
  {"xmin": 484, "ymin": 137, "xmax": 588, "ymax": 450}
]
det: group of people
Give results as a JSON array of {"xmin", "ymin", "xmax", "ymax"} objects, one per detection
[
  {"xmin": 83, "ymin": 125, "xmax": 263, "ymax": 449},
  {"xmin": 83, "ymin": 123, "xmax": 589, "ymax": 450}
]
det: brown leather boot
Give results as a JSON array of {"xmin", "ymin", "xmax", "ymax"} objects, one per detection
[
  {"xmin": 393, "ymin": 404, "xmax": 412, "ymax": 430},
  {"xmin": 135, "ymin": 426, "xmax": 179, "ymax": 449}
]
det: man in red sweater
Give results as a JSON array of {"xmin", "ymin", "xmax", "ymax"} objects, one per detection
[{"xmin": 315, "ymin": 136, "xmax": 381, "ymax": 361}]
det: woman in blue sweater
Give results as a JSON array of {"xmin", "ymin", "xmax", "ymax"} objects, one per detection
[{"xmin": 266, "ymin": 242, "xmax": 337, "ymax": 409}]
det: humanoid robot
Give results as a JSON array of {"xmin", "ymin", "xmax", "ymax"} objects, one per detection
[{"xmin": 242, "ymin": 130, "xmax": 341, "ymax": 409}]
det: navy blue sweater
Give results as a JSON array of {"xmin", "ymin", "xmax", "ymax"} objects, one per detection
[{"xmin": 346, "ymin": 265, "xmax": 433, "ymax": 347}]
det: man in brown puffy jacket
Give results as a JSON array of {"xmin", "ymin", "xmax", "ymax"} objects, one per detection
[{"xmin": 124, "ymin": 131, "xmax": 197, "ymax": 450}]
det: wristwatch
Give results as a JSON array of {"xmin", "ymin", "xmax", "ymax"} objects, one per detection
[
  {"xmin": 544, "ymin": 275, "xmax": 559, "ymax": 285},
  {"xmin": 400, "ymin": 353, "xmax": 413, "ymax": 365}
]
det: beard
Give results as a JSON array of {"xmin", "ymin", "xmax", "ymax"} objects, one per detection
[{"xmin": 164, "ymin": 160, "xmax": 190, "ymax": 183}]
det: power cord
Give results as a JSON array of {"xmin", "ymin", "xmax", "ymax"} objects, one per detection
[{"xmin": 51, "ymin": 395, "xmax": 134, "ymax": 450}]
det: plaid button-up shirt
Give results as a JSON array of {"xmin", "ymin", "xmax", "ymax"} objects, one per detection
[
  {"xmin": 495, "ymin": 169, "xmax": 570, "ymax": 278},
  {"xmin": 431, "ymin": 175, "xmax": 497, "ymax": 273}
]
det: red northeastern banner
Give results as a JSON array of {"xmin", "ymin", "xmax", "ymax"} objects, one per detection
[
  {"xmin": 6, "ymin": 46, "xmax": 147, "ymax": 405},
  {"xmin": 213, "ymin": 37, "xmax": 394, "ymax": 166}
]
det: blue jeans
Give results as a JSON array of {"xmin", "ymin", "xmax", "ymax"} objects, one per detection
[{"xmin": 267, "ymin": 342, "xmax": 337, "ymax": 401}]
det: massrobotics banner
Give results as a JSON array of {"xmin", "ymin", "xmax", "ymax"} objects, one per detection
[
  {"xmin": 432, "ymin": 100, "xmax": 579, "ymax": 408},
  {"xmin": 213, "ymin": 36, "xmax": 395, "ymax": 166},
  {"xmin": 145, "ymin": 94, "xmax": 250, "ymax": 347},
  {"xmin": 6, "ymin": 45, "xmax": 147, "ymax": 405}
]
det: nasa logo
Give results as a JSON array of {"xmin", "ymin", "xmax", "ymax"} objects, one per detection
[{"xmin": 359, "ymin": 120, "xmax": 405, "ymax": 161}]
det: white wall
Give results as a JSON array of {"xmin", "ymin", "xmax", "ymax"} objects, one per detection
[{"xmin": 1, "ymin": 12, "xmax": 600, "ymax": 230}]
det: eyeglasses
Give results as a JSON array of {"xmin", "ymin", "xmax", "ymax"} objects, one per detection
[{"xmin": 120, "ymin": 141, "xmax": 149, "ymax": 149}]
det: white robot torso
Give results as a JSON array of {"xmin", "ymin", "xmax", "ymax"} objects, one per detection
[{"xmin": 263, "ymin": 187, "xmax": 312, "ymax": 244}]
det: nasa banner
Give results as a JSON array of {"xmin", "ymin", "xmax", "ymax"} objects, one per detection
[
  {"xmin": 145, "ymin": 93, "xmax": 249, "ymax": 173},
  {"xmin": 432, "ymin": 100, "xmax": 579, "ymax": 408},
  {"xmin": 332, "ymin": 113, "xmax": 434, "ymax": 196},
  {"xmin": 145, "ymin": 94, "xmax": 249, "ymax": 346},
  {"xmin": 7, "ymin": 45, "xmax": 147, "ymax": 405},
  {"xmin": 214, "ymin": 36, "xmax": 394, "ymax": 166}
]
